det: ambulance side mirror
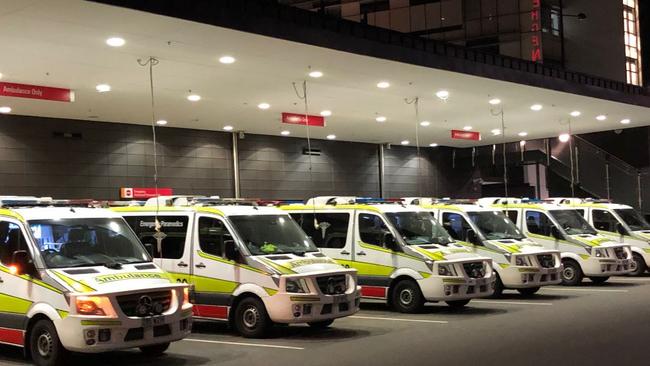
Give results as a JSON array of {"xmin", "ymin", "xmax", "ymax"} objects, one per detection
[
  {"xmin": 11, "ymin": 250, "xmax": 32, "ymax": 276},
  {"xmin": 382, "ymin": 232, "xmax": 400, "ymax": 252},
  {"xmin": 224, "ymin": 240, "xmax": 238, "ymax": 261},
  {"xmin": 551, "ymin": 226, "xmax": 563, "ymax": 240},
  {"xmin": 616, "ymin": 223, "xmax": 628, "ymax": 236},
  {"xmin": 466, "ymin": 229, "xmax": 479, "ymax": 245}
]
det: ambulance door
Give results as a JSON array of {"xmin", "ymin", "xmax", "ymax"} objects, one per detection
[
  {"xmin": 289, "ymin": 211, "xmax": 353, "ymax": 265},
  {"xmin": 522, "ymin": 210, "xmax": 559, "ymax": 250}
]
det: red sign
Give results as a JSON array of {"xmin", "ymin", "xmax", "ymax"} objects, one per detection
[
  {"xmin": 451, "ymin": 130, "xmax": 481, "ymax": 141},
  {"xmin": 0, "ymin": 82, "xmax": 74, "ymax": 102},
  {"xmin": 530, "ymin": 0, "xmax": 543, "ymax": 62},
  {"xmin": 281, "ymin": 112, "xmax": 325, "ymax": 127},
  {"xmin": 120, "ymin": 187, "xmax": 173, "ymax": 199}
]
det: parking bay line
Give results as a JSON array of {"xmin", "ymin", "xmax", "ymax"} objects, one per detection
[
  {"xmin": 182, "ymin": 338, "xmax": 305, "ymax": 350},
  {"xmin": 472, "ymin": 300, "xmax": 553, "ymax": 306},
  {"xmin": 349, "ymin": 315, "xmax": 448, "ymax": 324},
  {"xmin": 540, "ymin": 287, "xmax": 629, "ymax": 293}
]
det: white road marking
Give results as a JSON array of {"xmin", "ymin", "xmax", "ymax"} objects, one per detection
[
  {"xmin": 472, "ymin": 300, "xmax": 553, "ymax": 306},
  {"xmin": 608, "ymin": 277, "xmax": 650, "ymax": 282},
  {"xmin": 182, "ymin": 338, "xmax": 304, "ymax": 350},
  {"xmin": 349, "ymin": 315, "xmax": 448, "ymax": 324},
  {"xmin": 541, "ymin": 287, "xmax": 628, "ymax": 293}
]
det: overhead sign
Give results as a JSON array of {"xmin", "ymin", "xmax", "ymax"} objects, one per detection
[
  {"xmin": 451, "ymin": 130, "xmax": 481, "ymax": 141},
  {"xmin": 0, "ymin": 82, "xmax": 74, "ymax": 102},
  {"xmin": 281, "ymin": 112, "xmax": 325, "ymax": 127},
  {"xmin": 120, "ymin": 187, "xmax": 173, "ymax": 199},
  {"xmin": 530, "ymin": 0, "xmax": 543, "ymax": 62}
]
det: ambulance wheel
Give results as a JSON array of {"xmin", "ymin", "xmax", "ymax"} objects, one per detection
[
  {"xmin": 234, "ymin": 297, "xmax": 271, "ymax": 338},
  {"xmin": 308, "ymin": 319, "xmax": 334, "ymax": 329},
  {"xmin": 139, "ymin": 342, "xmax": 170, "ymax": 356},
  {"xmin": 588, "ymin": 276, "xmax": 609, "ymax": 285},
  {"xmin": 517, "ymin": 287, "xmax": 540, "ymax": 296},
  {"xmin": 445, "ymin": 299, "xmax": 470, "ymax": 309},
  {"xmin": 489, "ymin": 273, "xmax": 504, "ymax": 298},
  {"xmin": 391, "ymin": 279, "xmax": 424, "ymax": 313},
  {"xmin": 629, "ymin": 253, "xmax": 647, "ymax": 277},
  {"xmin": 29, "ymin": 319, "xmax": 68, "ymax": 366},
  {"xmin": 561, "ymin": 259, "xmax": 583, "ymax": 286}
]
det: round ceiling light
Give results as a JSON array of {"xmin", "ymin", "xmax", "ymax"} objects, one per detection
[
  {"xmin": 436, "ymin": 90, "xmax": 450, "ymax": 100},
  {"xmin": 223, "ymin": 125, "xmax": 234, "ymax": 131},
  {"xmin": 281, "ymin": 130, "xmax": 290, "ymax": 136},
  {"xmin": 187, "ymin": 94, "xmax": 201, "ymax": 102},
  {"xmin": 219, "ymin": 56, "xmax": 236, "ymax": 64},
  {"xmin": 530, "ymin": 104, "xmax": 543, "ymax": 111},
  {"xmin": 95, "ymin": 84, "xmax": 111, "ymax": 93},
  {"xmin": 257, "ymin": 103, "xmax": 270, "ymax": 110},
  {"xmin": 559, "ymin": 133, "xmax": 570, "ymax": 142},
  {"xmin": 320, "ymin": 110, "xmax": 332, "ymax": 117},
  {"xmin": 420, "ymin": 121, "xmax": 431, "ymax": 127},
  {"xmin": 309, "ymin": 70, "xmax": 323, "ymax": 78},
  {"xmin": 489, "ymin": 98, "xmax": 501, "ymax": 105},
  {"xmin": 376, "ymin": 116, "xmax": 387, "ymax": 122},
  {"xmin": 377, "ymin": 81, "xmax": 390, "ymax": 89},
  {"xmin": 0, "ymin": 106, "xmax": 12, "ymax": 114},
  {"xmin": 401, "ymin": 140, "xmax": 410, "ymax": 145},
  {"xmin": 326, "ymin": 134, "xmax": 336, "ymax": 140},
  {"xmin": 106, "ymin": 37, "xmax": 125, "ymax": 47},
  {"xmin": 156, "ymin": 120, "xmax": 168, "ymax": 126},
  {"xmin": 596, "ymin": 115, "xmax": 607, "ymax": 121},
  {"xmin": 570, "ymin": 111, "xmax": 581, "ymax": 117}
]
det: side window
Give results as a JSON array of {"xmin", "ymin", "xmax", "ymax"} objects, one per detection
[
  {"xmin": 525, "ymin": 211, "xmax": 554, "ymax": 236},
  {"xmin": 198, "ymin": 217, "xmax": 233, "ymax": 257},
  {"xmin": 592, "ymin": 210, "xmax": 618, "ymax": 232},
  {"xmin": 0, "ymin": 221, "xmax": 29, "ymax": 266},
  {"xmin": 358, "ymin": 213, "xmax": 390, "ymax": 246},
  {"xmin": 505, "ymin": 210, "xmax": 519, "ymax": 224},
  {"xmin": 124, "ymin": 216, "xmax": 189, "ymax": 259},
  {"xmin": 441, "ymin": 212, "xmax": 472, "ymax": 242},
  {"xmin": 290, "ymin": 213, "xmax": 350, "ymax": 249}
]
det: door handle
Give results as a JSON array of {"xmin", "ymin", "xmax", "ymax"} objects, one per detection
[
  {"xmin": 356, "ymin": 251, "xmax": 367, "ymax": 256},
  {"xmin": 340, "ymin": 250, "xmax": 350, "ymax": 255},
  {"xmin": 195, "ymin": 263, "xmax": 206, "ymax": 269},
  {"xmin": 177, "ymin": 261, "xmax": 189, "ymax": 268},
  {"xmin": 0, "ymin": 277, "xmax": 3, "ymax": 283}
]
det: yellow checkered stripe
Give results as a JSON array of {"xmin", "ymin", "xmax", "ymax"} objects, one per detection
[{"xmin": 51, "ymin": 271, "xmax": 96, "ymax": 293}]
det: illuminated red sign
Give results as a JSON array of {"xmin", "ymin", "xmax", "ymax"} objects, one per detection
[
  {"xmin": 120, "ymin": 187, "xmax": 173, "ymax": 199},
  {"xmin": 0, "ymin": 82, "xmax": 74, "ymax": 102},
  {"xmin": 281, "ymin": 112, "xmax": 325, "ymax": 127},
  {"xmin": 530, "ymin": 0, "xmax": 543, "ymax": 62},
  {"xmin": 451, "ymin": 130, "xmax": 481, "ymax": 141}
]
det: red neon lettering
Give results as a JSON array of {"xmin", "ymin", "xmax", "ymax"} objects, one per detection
[
  {"xmin": 532, "ymin": 0, "xmax": 541, "ymax": 7},
  {"xmin": 531, "ymin": 48, "xmax": 541, "ymax": 62},
  {"xmin": 531, "ymin": 9, "xmax": 539, "ymax": 21},
  {"xmin": 531, "ymin": 35, "xmax": 540, "ymax": 47}
]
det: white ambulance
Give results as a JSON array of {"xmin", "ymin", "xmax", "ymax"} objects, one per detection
[
  {"xmin": 552, "ymin": 198, "xmax": 650, "ymax": 276},
  {"xmin": 482, "ymin": 197, "xmax": 633, "ymax": 285},
  {"xmin": 0, "ymin": 197, "xmax": 192, "ymax": 366},
  {"xmin": 405, "ymin": 198, "xmax": 562, "ymax": 296},
  {"xmin": 113, "ymin": 197, "xmax": 360, "ymax": 338},
  {"xmin": 281, "ymin": 197, "xmax": 495, "ymax": 313}
]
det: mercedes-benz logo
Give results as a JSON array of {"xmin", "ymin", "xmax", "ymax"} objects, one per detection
[{"xmin": 136, "ymin": 295, "xmax": 153, "ymax": 316}]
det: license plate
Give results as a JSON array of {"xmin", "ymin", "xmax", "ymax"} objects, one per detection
[
  {"xmin": 333, "ymin": 295, "xmax": 346, "ymax": 305},
  {"xmin": 142, "ymin": 316, "xmax": 165, "ymax": 328}
]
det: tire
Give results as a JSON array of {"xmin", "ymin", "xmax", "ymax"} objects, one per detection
[
  {"xmin": 445, "ymin": 299, "xmax": 470, "ymax": 309},
  {"xmin": 489, "ymin": 273, "xmax": 504, "ymax": 298},
  {"xmin": 390, "ymin": 279, "xmax": 424, "ymax": 313},
  {"xmin": 308, "ymin": 319, "xmax": 334, "ymax": 329},
  {"xmin": 517, "ymin": 287, "xmax": 540, "ymax": 296},
  {"xmin": 139, "ymin": 342, "xmax": 170, "ymax": 356},
  {"xmin": 629, "ymin": 253, "xmax": 647, "ymax": 277},
  {"xmin": 561, "ymin": 259, "xmax": 584, "ymax": 286},
  {"xmin": 234, "ymin": 297, "xmax": 272, "ymax": 338},
  {"xmin": 588, "ymin": 276, "xmax": 609, "ymax": 285},
  {"xmin": 29, "ymin": 319, "xmax": 68, "ymax": 366}
]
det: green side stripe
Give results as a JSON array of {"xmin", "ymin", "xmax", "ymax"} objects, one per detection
[
  {"xmin": 358, "ymin": 242, "xmax": 424, "ymax": 262},
  {"xmin": 259, "ymin": 258, "xmax": 296, "ymax": 275},
  {"xmin": 57, "ymin": 310, "xmax": 69, "ymax": 319},
  {"xmin": 0, "ymin": 293, "xmax": 33, "ymax": 314},
  {"xmin": 81, "ymin": 320, "xmax": 122, "ymax": 326},
  {"xmin": 335, "ymin": 259, "xmax": 394, "ymax": 277},
  {"xmin": 413, "ymin": 247, "xmax": 446, "ymax": 261},
  {"xmin": 0, "ymin": 264, "xmax": 63, "ymax": 294},
  {"xmin": 169, "ymin": 272, "xmax": 238, "ymax": 294},
  {"xmin": 52, "ymin": 271, "xmax": 96, "ymax": 293}
]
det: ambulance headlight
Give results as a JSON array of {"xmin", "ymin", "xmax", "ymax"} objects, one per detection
[
  {"xmin": 594, "ymin": 248, "xmax": 604, "ymax": 257},
  {"xmin": 76, "ymin": 296, "xmax": 117, "ymax": 317},
  {"xmin": 515, "ymin": 256, "xmax": 529, "ymax": 266},
  {"xmin": 285, "ymin": 278, "xmax": 309, "ymax": 293},
  {"xmin": 438, "ymin": 264, "xmax": 455, "ymax": 276}
]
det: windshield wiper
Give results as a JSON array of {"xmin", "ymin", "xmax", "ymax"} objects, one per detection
[{"xmin": 101, "ymin": 261, "xmax": 123, "ymax": 270}]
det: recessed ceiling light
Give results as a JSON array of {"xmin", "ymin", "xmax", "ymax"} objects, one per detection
[
  {"xmin": 620, "ymin": 119, "xmax": 631, "ymax": 124},
  {"xmin": 559, "ymin": 133, "xmax": 570, "ymax": 142},
  {"xmin": 401, "ymin": 140, "xmax": 410, "ymax": 145},
  {"xmin": 488, "ymin": 98, "xmax": 501, "ymax": 105},
  {"xmin": 106, "ymin": 37, "xmax": 125, "ymax": 47},
  {"xmin": 223, "ymin": 125, "xmax": 234, "ymax": 131},
  {"xmin": 596, "ymin": 115, "xmax": 607, "ymax": 121},
  {"xmin": 518, "ymin": 132, "xmax": 528, "ymax": 137},
  {"xmin": 326, "ymin": 134, "xmax": 336, "ymax": 140},
  {"xmin": 420, "ymin": 121, "xmax": 430, "ymax": 127},
  {"xmin": 491, "ymin": 129, "xmax": 501, "ymax": 135},
  {"xmin": 570, "ymin": 111, "xmax": 581, "ymax": 117},
  {"xmin": 257, "ymin": 102, "xmax": 270, "ymax": 110},
  {"xmin": 377, "ymin": 81, "xmax": 390, "ymax": 89},
  {"xmin": 219, "ymin": 56, "xmax": 236, "ymax": 64},
  {"xmin": 187, "ymin": 94, "xmax": 201, "ymax": 102},
  {"xmin": 429, "ymin": 143, "xmax": 438, "ymax": 147},
  {"xmin": 95, "ymin": 84, "xmax": 111, "ymax": 93},
  {"xmin": 281, "ymin": 130, "xmax": 291, "ymax": 136},
  {"xmin": 156, "ymin": 120, "xmax": 168, "ymax": 126},
  {"xmin": 320, "ymin": 110, "xmax": 332, "ymax": 117},
  {"xmin": 0, "ymin": 106, "xmax": 11, "ymax": 114},
  {"xmin": 376, "ymin": 116, "xmax": 387, "ymax": 122},
  {"xmin": 463, "ymin": 126, "xmax": 473, "ymax": 131},
  {"xmin": 520, "ymin": 140, "xmax": 527, "ymax": 147},
  {"xmin": 309, "ymin": 70, "xmax": 323, "ymax": 78},
  {"xmin": 530, "ymin": 104, "xmax": 543, "ymax": 111},
  {"xmin": 436, "ymin": 90, "xmax": 450, "ymax": 100}
]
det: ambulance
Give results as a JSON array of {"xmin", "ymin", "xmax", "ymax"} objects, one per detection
[
  {"xmin": 552, "ymin": 198, "xmax": 650, "ymax": 276},
  {"xmin": 0, "ymin": 197, "xmax": 192, "ymax": 366},
  {"xmin": 482, "ymin": 197, "xmax": 633, "ymax": 285},
  {"xmin": 405, "ymin": 198, "xmax": 562, "ymax": 296},
  {"xmin": 280, "ymin": 197, "xmax": 495, "ymax": 313},
  {"xmin": 113, "ymin": 197, "xmax": 360, "ymax": 338}
]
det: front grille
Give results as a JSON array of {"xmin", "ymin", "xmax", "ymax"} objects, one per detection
[
  {"xmin": 614, "ymin": 247, "xmax": 627, "ymax": 259},
  {"xmin": 124, "ymin": 327, "xmax": 144, "ymax": 342},
  {"xmin": 153, "ymin": 324, "xmax": 171, "ymax": 337},
  {"xmin": 463, "ymin": 262, "xmax": 486, "ymax": 278},
  {"xmin": 116, "ymin": 290, "xmax": 172, "ymax": 317},
  {"xmin": 316, "ymin": 275, "xmax": 347, "ymax": 295},
  {"xmin": 537, "ymin": 254, "xmax": 555, "ymax": 268}
]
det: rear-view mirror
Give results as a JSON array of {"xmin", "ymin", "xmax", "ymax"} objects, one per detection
[
  {"xmin": 616, "ymin": 223, "xmax": 628, "ymax": 236},
  {"xmin": 551, "ymin": 226, "xmax": 563, "ymax": 240},
  {"xmin": 224, "ymin": 240, "xmax": 238, "ymax": 261},
  {"xmin": 10, "ymin": 250, "xmax": 32, "ymax": 276}
]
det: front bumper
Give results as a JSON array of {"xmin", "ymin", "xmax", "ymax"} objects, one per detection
[
  {"xmin": 419, "ymin": 275, "xmax": 495, "ymax": 301},
  {"xmin": 580, "ymin": 257, "xmax": 633, "ymax": 277},
  {"xmin": 264, "ymin": 286, "xmax": 361, "ymax": 324},
  {"xmin": 57, "ymin": 305, "xmax": 193, "ymax": 353},
  {"xmin": 499, "ymin": 266, "xmax": 563, "ymax": 288}
]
